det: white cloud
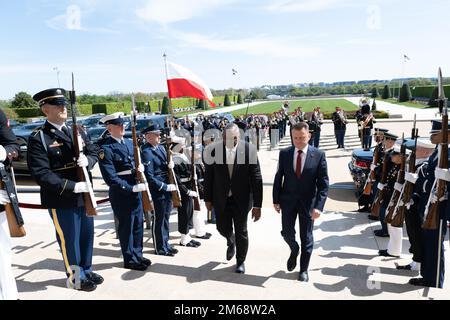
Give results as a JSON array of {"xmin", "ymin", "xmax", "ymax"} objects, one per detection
[
  {"xmin": 265, "ymin": 0, "xmax": 341, "ymax": 13},
  {"xmin": 340, "ymin": 38, "xmax": 391, "ymax": 46},
  {"xmin": 171, "ymin": 31, "xmax": 320, "ymax": 58},
  {"xmin": 136, "ymin": 0, "xmax": 236, "ymax": 25}
]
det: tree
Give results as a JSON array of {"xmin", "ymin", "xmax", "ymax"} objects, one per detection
[
  {"xmin": 428, "ymin": 86, "xmax": 439, "ymax": 107},
  {"xmin": 399, "ymin": 83, "xmax": 412, "ymax": 102},
  {"xmin": 161, "ymin": 96, "xmax": 170, "ymax": 114},
  {"xmin": 371, "ymin": 87, "xmax": 379, "ymax": 98},
  {"xmin": 382, "ymin": 85, "xmax": 391, "ymax": 99},
  {"xmin": 198, "ymin": 99, "xmax": 207, "ymax": 110},
  {"xmin": 224, "ymin": 94, "xmax": 231, "ymax": 106},
  {"xmin": 11, "ymin": 92, "xmax": 38, "ymax": 108},
  {"xmin": 237, "ymin": 94, "xmax": 243, "ymax": 104}
]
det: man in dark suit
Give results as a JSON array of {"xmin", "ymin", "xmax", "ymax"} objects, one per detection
[
  {"xmin": 273, "ymin": 122, "xmax": 329, "ymax": 282},
  {"xmin": 204, "ymin": 123, "xmax": 263, "ymax": 274}
]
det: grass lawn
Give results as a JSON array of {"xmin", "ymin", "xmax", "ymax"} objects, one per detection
[
  {"xmin": 231, "ymin": 99, "xmax": 358, "ymax": 117},
  {"xmin": 175, "ymin": 103, "xmax": 243, "ymax": 117},
  {"xmin": 384, "ymin": 98, "xmax": 429, "ymax": 109}
]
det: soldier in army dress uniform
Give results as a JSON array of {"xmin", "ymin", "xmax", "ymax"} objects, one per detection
[{"xmin": 27, "ymin": 88, "xmax": 103, "ymax": 291}]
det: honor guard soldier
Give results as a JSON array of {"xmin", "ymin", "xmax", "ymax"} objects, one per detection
[
  {"xmin": 27, "ymin": 88, "xmax": 102, "ymax": 292},
  {"xmin": 373, "ymin": 132, "xmax": 399, "ymax": 237},
  {"xmin": 0, "ymin": 108, "xmax": 20, "ymax": 300},
  {"xmin": 97, "ymin": 112, "xmax": 151, "ymax": 271},
  {"xmin": 172, "ymin": 138, "xmax": 202, "ymax": 247},
  {"xmin": 141, "ymin": 124, "xmax": 178, "ymax": 256},
  {"xmin": 358, "ymin": 100, "xmax": 375, "ymax": 150}
]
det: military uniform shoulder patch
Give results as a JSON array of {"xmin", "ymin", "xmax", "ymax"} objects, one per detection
[{"xmin": 98, "ymin": 149, "xmax": 105, "ymax": 160}]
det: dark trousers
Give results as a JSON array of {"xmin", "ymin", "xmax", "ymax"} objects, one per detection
[
  {"xmin": 313, "ymin": 131, "xmax": 320, "ymax": 148},
  {"xmin": 422, "ymin": 221, "xmax": 447, "ymax": 288},
  {"xmin": 335, "ymin": 130, "xmax": 345, "ymax": 148},
  {"xmin": 153, "ymin": 199, "xmax": 173, "ymax": 254},
  {"xmin": 362, "ymin": 134, "xmax": 372, "ymax": 149},
  {"xmin": 378, "ymin": 199, "xmax": 389, "ymax": 234},
  {"xmin": 404, "ymin": 205, "xmax": 424, "ymax": 263},
  {"xmin": 48, "ymin": 207, "xmax": 94, "ymax": 280},
  {"xmin": 281, "ymin": 207, "xmax": 314, "ymax": 272},
  {"xmin": 111, "ymin": 194, "xmax": 144, "ymax": 265},
  {"xmin": 178, "ymin": 194, "xmax": 193, "ymax": 235},
  {"xmin": 216, "ymin": 196, "xmax": 248, "ymax": 264}
]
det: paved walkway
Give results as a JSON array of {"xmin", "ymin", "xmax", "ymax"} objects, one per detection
[{"xmin": 10, "ymin": 120, "xmax": 449, "ymax": 300}]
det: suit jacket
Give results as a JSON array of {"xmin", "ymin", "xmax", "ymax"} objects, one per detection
[
  {"xmin": 272, "ymin": 145, "xmax": 329, "ymax": 216},
  {"xmin": 204, "ymin": 141, "xmax": 263, "ymax": 215}
]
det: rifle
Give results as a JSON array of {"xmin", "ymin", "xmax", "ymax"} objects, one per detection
[
  {"xmin": 190, "ymin": 130, "xmax": 201, "ymax": 211},
  {"xmin": 423, "ymin": 68, "xmax": 448, "ymax": 230},
  {"xmin": 362, "ymin": 140, "xmax": 382, "ymax": 196},
  {"xmin": 165, "ymin": 117, "xmax": 182, "ymax": 208},
  {"xmin": 1, "ymin": 163, "xmax": 25, "ymax": 237},
  {"xmin": 131, "ymin": 95, "xmax": 154, "ymax": 213},
  {"xmin": 391, "ymin": 119, "xmax": 418, "ymax": 227},
  {"xmin": 385, "ymin": 134, "xmax": 406, "ymax": 224},
  {"xmin": 371, "ymin": 152, "xmax": 390, "ymax": 218},
  {"xmin": 69, "ymin": 73, "xmax": 97, "ymax": 216}
]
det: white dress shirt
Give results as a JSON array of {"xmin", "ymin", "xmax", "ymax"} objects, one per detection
[
  {"xmin": 226, "ymin": 144, "xmax": 237, "ymax": 196},
  {"xmin": 293, "ymin": 144, "xmax": 308, "ymax": 174},
  {"xmin": 48, "ymin": 120, "xmax": 68, "ymax": 133}
]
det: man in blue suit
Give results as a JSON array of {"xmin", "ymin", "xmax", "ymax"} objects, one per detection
[{"xmin": 273, "ymin": 122, "xmax": 329, "ymax": 282}]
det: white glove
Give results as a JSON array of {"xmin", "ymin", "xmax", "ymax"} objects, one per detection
[
  {"xmin": 405, "ymin": 172, "xmax": 418, "ymax": 184},
  {"xmin": 435, "ymin": 168, "xmax": 450, "ymax": 182},
  {"xmin": 187, "ymin": 190, "xmax": 198, "ymax": 198},
  {"xmin": 168, "ymin": 161, "xmax": 175, "ymax": 169},
  {"xmin": 370, "ymin": 164, "xmax": 377, "ymax": 171},
  {"xmin": 165, "ymin": 184, "xmax": 177, "ymax": 192},
  {"xmin": 377, "ymin": 183, "xmax": 386, "ymax": 191},
  {"xmin": 0, "ymin": 189, "xmax": 10, "ymax": 205},
  {"xmin": 74, "ymin": 182, "xmax": 90, "ymax": 193},
  {"xmin": 137, "ymin": 164, "xmax": 145, "ymax": 173},
  {"xmin": 0, "ymin": 145, "xmax": 6, "ymax": 162},
  {"xmin": 132, "ymin": 183, "xmax": 147, "ymax": 193},
  {"xmin": 77, "ymin": 154, "xmax": 89, "ymax": 168}
]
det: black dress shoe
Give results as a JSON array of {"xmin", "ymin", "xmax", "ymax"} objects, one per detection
[
  {"xmin": 226, "ymin": 244, "xmax": 235, "ymax": 261},
  {"xmin": 287, "ymin": 247, "xmax": 300, "ymax": 272},
  {"xmin": 378, "ymin": 249, "xmax": 399, "ymax": 257},
  {"xmin": 77, "ymin": 279, "xmax": 97, "ymax": 292},
  {"xmin": 140, "ymin": 257, "xmax": 152, "ymax": 267},
  {"xmin": 298, "ymin": 271, "xmax": 309, "ymax": 282},
  {"xmin": 358, "ymin": 207, "xmax": 369, "ymax": 213},
  {"xmin": 124, "ymin": 262, "xmax": 148, "ymax": 271},
  {"xmin": 190, "ymin": 239, "xmax": 201, "ymax": 247},
  {"xmin": 368, "ymin": 215, "xmax": 378, "ymax": 221},
  {"xmin": 396, "ymin": 264, "xmax": 412, "ymax": 270},
  {"xmin": 180, "ymin": 241, "xmax": 199, "ymax": 247},
  {"xmin": 235, "ymin": 263, "xmax": 245, "ymax": 274},
  {"xmin": 168, "ymin": 247, "xmax": 179, "ymax": 254},
  {"xmin": 195, "ymin": 232, "xmax": 212, "ymax": 239},
  {"xmin": 374, "ymin": 230, "xmax": 389, "ymax": 237},
  {"xmin": 86, "ymin": 272, "xmax": 104, "ymax": 285},
  {"xmin": 409, "ymin": 277, "xmax": 427, "ymax": 287}
]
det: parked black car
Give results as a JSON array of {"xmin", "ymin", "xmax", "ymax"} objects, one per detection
[
  {"xmin": 11, "ymin": 121, "xmax": 46, "ymax": 172},
  {"xmin": 348, "ymin": 138, "xmax": 415, "ymax": 194}
]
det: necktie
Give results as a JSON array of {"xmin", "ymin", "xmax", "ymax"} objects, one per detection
[
  {"xmin": 227, "ymin": 150, "xmax": 234, "ymax": 178},
  {"xmin": 61, "ymin": 126, "xmax": 70, "ymax": 137},
  {"xmin": 296, "ymin": 150, "xmax": 303, "ymax": 178}
]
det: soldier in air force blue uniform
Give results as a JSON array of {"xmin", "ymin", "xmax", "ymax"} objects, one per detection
[
  {"xmin": 27, "ymin": 88, "xmax": 102, "ymax": 292},
  {"xmin": 141, "ymin": 124, "xmax": 179, "ymax": 256},
  {"xmin": 98, "ymin": 112, "xmax": 151, "ymax": 271}
]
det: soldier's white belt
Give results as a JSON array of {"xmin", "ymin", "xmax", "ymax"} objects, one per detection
[
  {"xmin": 117, "ymin": 170, "xmax": 133, "ymax": 176},
  {"xmin": 394, "ymin": 182, "xmax": 404, "ymax": 192},
  {"xmin": 180, "ymin": 178, "xmax": 191, "ymax": 183}
]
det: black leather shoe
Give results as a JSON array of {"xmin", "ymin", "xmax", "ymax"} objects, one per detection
[
  {"xmin": 180, "ymin": 241, "xmax": 199, "ymax": 247},
  {"xmin": 357, "ymin": 206, "xmax": 369, "ymax": 213},
  {"xmin": 168, "ymin": 247, "xmax": 179, "ymax": 254},
  {"xmin": 397, "ymin": 264, "xmax": 412, "ymax": 270},
  {"xmin": 374, "ymin": 230, "xmax": 389, "ymax": 237},
  {"xmin": 226, "ymin": 244, "xmax": 235, "ymax": 261},
  {"xmin": 298, "ymin": 271, "xmax": 309, "ymax": 282},
  {"xmin": 86, "ymin": 272, "xmax": 104, "ymax": 285},
  {"xmin": 287, "ymin": 247, "xmax": 299, "ymax": 272},
  {"xmin": 77, "ymin": 279, "xmax": 97, "ymax": 292},
  {"xmin": 140, "ymin": 257, "xmax": 152, "ymax": 267},
  {"xmin": 195, "ymin": 232, "xmax": 212, "ymax": 239},
  {"xmin": 235, "ymin": 263, "xmax": 245, "ymax": 274},
  {"xmin": 124, "ymin": 262, "xmax": 148, "ymax": 271},
  {"xmin": 409, "ymin": 277, "xmax": 427, "ymax": 287},
  {"xmin": 378, "ymin": 249, "xmax": 399, "ymax": 257},
  {"xmin": 190, "ymin": 239, "xmax": 201, "ymax": 247},
  {"xmin": 368, "ymin": 215, "xmax": 378, "ymax": 221}
]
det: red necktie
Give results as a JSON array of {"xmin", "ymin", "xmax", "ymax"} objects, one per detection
[{"xmin": 296, "ymin": 150, "xmax": 302, "ymax": 178}]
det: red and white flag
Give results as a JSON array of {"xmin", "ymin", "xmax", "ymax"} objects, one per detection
[{"xmin": 166, "ymin": 61, "xmax": 216, "ymax": 107}]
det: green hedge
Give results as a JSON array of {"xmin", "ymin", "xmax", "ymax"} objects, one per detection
[
  {"xmin": 92, "ymin": 103, "xmax": 131, "ymax": 115},
  {"xmin": 409, "ymin": 85, "xmax": 450, "ymax": 99},
  {"xmin": 77, "ymin": 104, "xmax": 93, "ymax": 115},
  {"xmin": 14, "ymin": 108, "xmax": 44, "ymax": 118},
  {"xmin": 321, "ymin": 110, "xmax": 389, "ymax": 119}
]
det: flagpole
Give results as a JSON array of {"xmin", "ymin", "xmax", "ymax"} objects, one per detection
[{"xmin": 163, "ymin": 53, "xmax": 175, "ymax": 125}]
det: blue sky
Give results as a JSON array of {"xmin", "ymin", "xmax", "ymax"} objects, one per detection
[{"xmin": 0, "ymin": 0, "xmax": 449, "ymax": 99}]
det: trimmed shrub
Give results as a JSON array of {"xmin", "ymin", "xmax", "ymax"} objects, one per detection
[
  {"xmin": 382, "ymin": 85, "xmax": 391, "ymax": 99},
  {"xmin": 92, "ymin": 103, "xmax": 131, "ymax": 115},
  {"xmin": 161, "ymin": 97, "xmax": 170, "ymax": 114},
  {"xmin": 237, "ymin": 94, "xmax": 243, "ymax": 104},
  {"xmin": 224, "ymin": 94, "xmax": 231, "ymax": 106},
  {"xmin": 77, "ymin": 104, "xmax": 93, "ymax": 115},
  {"xmin": 14, "ymin": 108, "xmax": 44, "ymax": 118},
  {"xmin": 399, "ymin": 83, "xmax": 412, "ymax": 102},
  {"xmin": 371, "ymin": 87, "xmax": 379, "ymax": 98},
  {"xmin": 428, "ymin": 87, "xmax": 439, "ymax": 107}
]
